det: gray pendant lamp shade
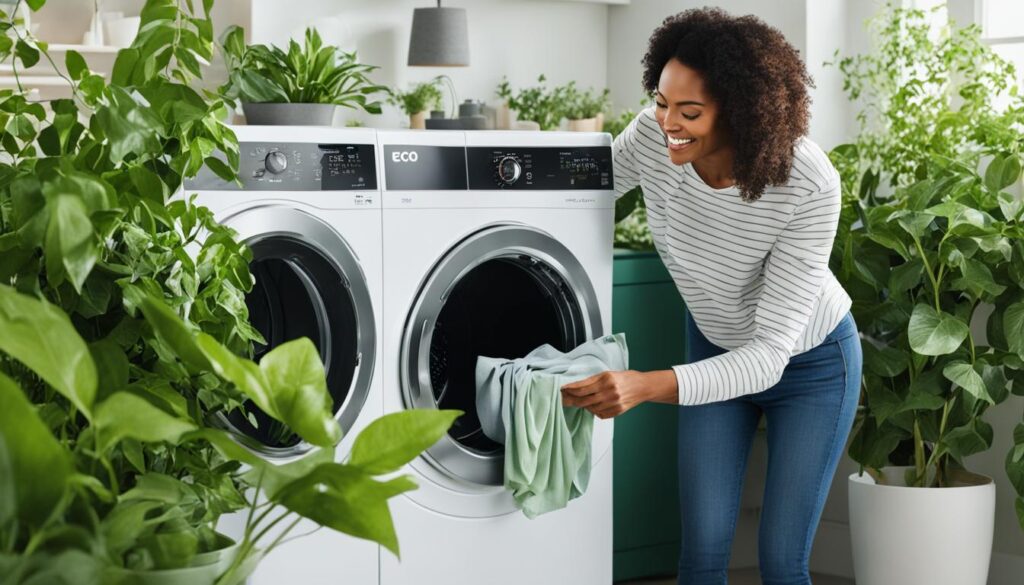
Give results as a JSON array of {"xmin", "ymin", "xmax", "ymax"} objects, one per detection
[{"xmin": 407, "ymin": 2, "xmax": 469, "ymax": 66}]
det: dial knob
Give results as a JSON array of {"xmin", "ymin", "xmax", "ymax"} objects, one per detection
[
  {"xmin": 265, "ymin": 151, "xmax": 288, "ymax": 174},
  {"xmin": 496, "ymin": 156, "xmax": 522, "ymax": 185}
]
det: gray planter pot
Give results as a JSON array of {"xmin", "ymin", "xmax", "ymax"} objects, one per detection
[{"xmin": 242, "ymin": 103, "xmax": 337, "ymax": 126}]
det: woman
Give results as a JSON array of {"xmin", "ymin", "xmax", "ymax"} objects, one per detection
[{"xmin": 561, "ymin": 8, "xmax": 862, "ymax": 585}]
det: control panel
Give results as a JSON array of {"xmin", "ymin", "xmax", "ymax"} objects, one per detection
[
  {"xmin": 186, "ymin": 142, "xmax": 378, "ymax": 191},
  {"xmin": 382, "ymin": 145, "xmax": 613, "ymax": 191}
]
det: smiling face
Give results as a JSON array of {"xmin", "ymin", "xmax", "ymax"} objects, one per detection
[{"xmin": 654, "ymin": 58, "xmax": 730, "ymax": 167}]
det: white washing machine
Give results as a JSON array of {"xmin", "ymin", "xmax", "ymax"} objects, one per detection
[
  {"xmin": 378, "ymin": 129, "xmax": 616, "ymax": 584},
  {"xmin": 186, "ymin": 126, "xmax": 383, "ymax": 585}
]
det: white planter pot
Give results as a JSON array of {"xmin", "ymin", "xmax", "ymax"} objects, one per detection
[
  {"xmin": 849, "ymin": 466, "xmax": 995, "ymax": 585},
  {"xmin": 567, "ymin": 117, "xmax": 599, "ymax": 132}
]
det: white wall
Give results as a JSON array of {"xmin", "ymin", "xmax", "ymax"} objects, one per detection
[{"xmin": 246, "ymin": 0, "xmax": 609, "ymax": 129}]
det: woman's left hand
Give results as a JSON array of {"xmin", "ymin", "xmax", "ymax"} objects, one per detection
[{"xmin": 561, "ymin": 370, "xmax": 678, "ymax": 419}]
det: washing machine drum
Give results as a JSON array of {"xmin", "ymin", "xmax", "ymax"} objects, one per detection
[
  {"xmin": 402, "ymin": 225, "xmax": 602, "ymax": 486},
  {"xmin": 221, "ymin": 208, "xmax": 375, "ymax": 458}
]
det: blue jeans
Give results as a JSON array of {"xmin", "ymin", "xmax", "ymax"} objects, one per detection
[{"xmin": 677, "ymin": 312, "xmax": 861, "ymax": 585}]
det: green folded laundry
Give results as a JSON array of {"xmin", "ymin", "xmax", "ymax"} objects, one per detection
[{"xmin": 475, "ymin": 333, "xmax": 628, "ymax": 518}]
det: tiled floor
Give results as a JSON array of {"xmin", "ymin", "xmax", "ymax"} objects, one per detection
[{"xmin": 618, "ymin": 568, "xmax": 854, "ymax": 585}]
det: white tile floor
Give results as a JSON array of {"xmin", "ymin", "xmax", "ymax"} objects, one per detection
[{"xmin": 618, "ymin": 568, "xmax": 854, "ymax": 585}]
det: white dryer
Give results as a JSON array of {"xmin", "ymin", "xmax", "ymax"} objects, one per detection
[
  {"xmin": 186, "ymin": 126, "xmax": 382, "ymax": 585},
  {"xmin": 378, "ymin": 130, "xmax": 616, "ymax": 584}
]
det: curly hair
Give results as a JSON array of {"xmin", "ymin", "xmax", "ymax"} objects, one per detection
[{"xmin": 642, "ymin": 8, "xmax": 812, "ymax": 202}]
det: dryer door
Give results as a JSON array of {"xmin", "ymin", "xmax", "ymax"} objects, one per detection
[
  {"xmin": 401, "ymin": 224, "xmax": 603, "ymax": 486},
  {"xmin": 221, "ymin": 205, "xmax": 376, "ymax": 458}
]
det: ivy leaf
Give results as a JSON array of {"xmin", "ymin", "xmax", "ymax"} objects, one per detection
[
  {"xmin": 0, "ymin": 284, "xmax": 97, "ymax": 417},
  {"xmin": 14, "ymin": 39, "xmax": 39, "ymax": 69},
  {"xmin": 942, "ymin": 361, "xmax": 993, "ymax": 404},
  {"xmin": 44, "ymin": 194, "xmax": 97, "ymax": 292},
  {"xmin": 65, "ymin": 50, "xmax": 88, "ymax": 81},
  {"xmin": 275, "ymin": 463, "xmax": 417, "ymax": 557},
  {"xmin": 908, "ymin": 304, "xmax": 970, "ymax": 356},
  {"xmin": 94, "ymin": 392, "xmax": 197, "ymax": 452},
  {"xmin": 1005, "ymin": 301, "xmax": 1024, "ymax": 359},
  {"xmin": 0, "ymin": 372, "xmax": 72, "ymax": 529},
  {"xmin": 349, "ymin": 410, "xmax": 462, "ymax": 475},
  {"xmin": 984, "ymin": 153, "xmax": 1022, "ymax": 193}
]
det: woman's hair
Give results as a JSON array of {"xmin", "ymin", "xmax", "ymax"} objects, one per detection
[{"xmin": 642, "ymin": 7, "xmax": 812, "ymax": 202}]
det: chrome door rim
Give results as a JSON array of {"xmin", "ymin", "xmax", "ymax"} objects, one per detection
[
  {"xmin": 400, "ymin": 223, "xmax": 602, "ymax": 485},
  {"xmin": 219, "ymin": 205, "xmax": 376, "ymax": 459}
]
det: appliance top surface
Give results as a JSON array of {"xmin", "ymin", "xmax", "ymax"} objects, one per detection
[{"xmin": 230, "ymin": 125, "xmax": 378, "ymax": 145}]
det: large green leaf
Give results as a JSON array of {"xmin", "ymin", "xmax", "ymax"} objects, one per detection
[
  {"xmin": 950, "ymin": 258, "xmax": 1007, "ymax": 299},
  {"xmin": 44, "ymin": 194, "xmax": 97, "ymax": 292},
  {"xmin": 139, "ymin": 294, "xmax": 339, "ymax": 447},
  {"xmin": 861, "ymin": 340, "xmax": 909, "ymax": 377},
  {"xmin": 943, "ymin": 419, "xmax": 994, "ymax": 460},
  {"xmin": 135, "ymin": 292, "xmax": 212, "ymax": 372},
  {"xmin": 984, "ymin": 153, "xmax": 1022, "ymax": 193},
  {"xmin": 276, "ymin": 463, "xmax": 417, "ymax": 557},
  {"xmin": 0, "ymin": 372, "xmax": 71, "ymax": 530},
  {"xmin": 349, "ymin": 410, "xmax": 462, "ymax": 475},
  {"xmin": 0, "ymin": 284, "xmax": 96, "ymax": 417},
  {"xmin": 94, "ymin": 392, "xmax": 197, "ymax": 452},
  {"xmin": 258, "ymin": 338, "xmax": 336, "ymax": 446},
  {"xmin": 942, "ymin": 361, "xmax": 993, "ymax": 404},
  {"xmin": 1006, "ymin": 301, "xmax": 1024, "ymax": 358},
  {"xmin": 908, "ymin": 304, "xmax": 970, "ymax": 356}
]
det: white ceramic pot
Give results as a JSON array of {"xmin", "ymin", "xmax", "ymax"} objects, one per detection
[
  {"xmin": 848, "ymin": 466, "xmax": 995, "ymax": 585},
  {"xmin": 105, "ymin": 16, "xmax": 141, "ymax": 48},
  {"xmin": 512, "ymin": 120, "xmax": 541, "ymax": 131},
  {"xmin": 567, "ymin": 117, "xmax": 599, "ymax": 132}
]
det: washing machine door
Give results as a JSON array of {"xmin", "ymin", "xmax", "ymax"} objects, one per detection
[
  {"xmin": 220, "ymin": 205, "xmax": 375, "ymax": 459},
  {"xmin": 400, "ymin": 224, "xmax": 603, "ymax": 486}
]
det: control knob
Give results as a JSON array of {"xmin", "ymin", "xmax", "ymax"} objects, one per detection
[
  {"xmin": 496, "ymin": 155, "xmax": 522, "ymax": 185},
  {"xmin": 265, "ymin": 151, "xmax": 288, "ymax": 174}
]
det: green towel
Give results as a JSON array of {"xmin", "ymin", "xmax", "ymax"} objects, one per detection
[{"xmin": 475, "ymin": 333, "xmax": 629, "ymax": 518}]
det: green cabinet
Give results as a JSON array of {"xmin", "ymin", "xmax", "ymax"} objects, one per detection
[{"xmin": 612, "ymin": 249, "xmax": 686, "ymax": 581}]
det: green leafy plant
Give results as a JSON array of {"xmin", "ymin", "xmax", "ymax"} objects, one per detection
[
  {"xmin": 218, "ymin": 25, "xmax": 387, "ymax": 113},
  {"xmin": 388, "ymin": 78, "xmax": 443, "ymax": 116},
  {"xmin": 607, "ymin": 104, "xmax": 654, "ymax": 251},
  {"xmin": 496, "ymin": 74, "xmax": 565, "ymax": 130},
  {"xmin": 562, "ymin": 81, "xmax": 610, "ymax": 121},
  {"xmin": 828, "ymin": 3, "xmax": 1024, "ymax": 527},
  {"xmin": 0, "ymin": 1, "xmax": 458, "ymax": 582}
]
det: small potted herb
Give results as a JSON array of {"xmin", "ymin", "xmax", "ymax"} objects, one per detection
[
  {"xmin": 219, "ymin": 26, "xmax": 388, "ymax": 126},
  {"xmin": 563, "ymin": 82, "xmax": 610, "ymax": 132},
  {"xmin": 495, "ymin": 75, "xmax": 564, "ymax": 131},
  {"xmin": 388, "ymin": 78, "xmax": 444, "ymax": 129}
]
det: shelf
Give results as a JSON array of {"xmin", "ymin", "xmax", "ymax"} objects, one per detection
[
  {"xmin": 0, "ymin": 75, "xmax": 71, "ymax": 88},
  {"xmin": 45, "ymin": 43, "xmax": 121, "ymax": 54}
]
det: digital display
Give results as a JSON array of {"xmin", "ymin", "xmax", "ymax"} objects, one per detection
[{"xmin": 319, "ymin": 144, "xmax": 377, "ymax": 190}]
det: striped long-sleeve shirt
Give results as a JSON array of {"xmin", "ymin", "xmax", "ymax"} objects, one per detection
[{"xmin": 614, "ymin": 106, "xmax": 852, "ymax": 406}]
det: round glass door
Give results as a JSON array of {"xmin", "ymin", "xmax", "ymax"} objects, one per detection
[
  {"xmin": 401, "ymin": 225, "xmax": 602, "ymax": 485},
  {"xmin": 220, "ymin": 206, "xmax": 375, "ymax": 459}
]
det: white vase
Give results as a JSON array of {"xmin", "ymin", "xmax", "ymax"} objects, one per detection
[
  {"xmin": 512, "ymin": 120, "xmax": 541, "ymax": 131},
  {"xmin": 848, "ymin": 466, "xmax": 995, "ymax": 585},
  {"xmin": 567, "ymin": 117, "xmax": 599, "ymax": 132}
]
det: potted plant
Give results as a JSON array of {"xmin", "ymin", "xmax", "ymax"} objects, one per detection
[
  {"xmin": 603, "ymin": 105, "xmax": 655, "ymax": 251},
  {"xmin": 495, "ymin": 75, "xmax": 564, "ymax": 131},
  {"xmin": 388, "ymin": 78, "xmax": 443, "ymax": 129},
  {"xmin": 828, "ymin": 5, "xmax": 1024, "ymax": 584},
  {"xmin": 218, "ymin": 25, "xmax": 388, "ymax": 126},
  {"xmin": 563, "ymin": 82, "xmax": 610, "ymax": 132},
  {"xmin": 0, "ymin": 2, "xmax": 457, "ymax": 584}
]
